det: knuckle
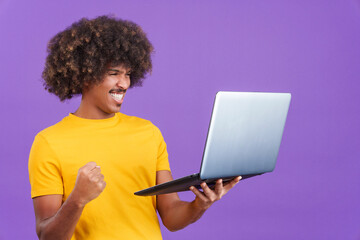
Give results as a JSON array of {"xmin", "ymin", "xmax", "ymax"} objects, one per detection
[
  {"xmin": 78, "ymin": 170, "xmax": 86, "ymax": 177},
  {"xmin": 89, "ymin": 175, "xmax": 96, "ymax": 182}
]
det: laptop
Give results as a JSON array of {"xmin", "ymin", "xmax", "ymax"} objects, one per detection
[{"xmin": 134, "ymin": 91, "xmax": 291, "ymax": 196}]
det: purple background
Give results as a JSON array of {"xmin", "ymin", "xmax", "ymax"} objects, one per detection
[{"xmin": 0, "ymin": 0, "xmax": 359, "ymax": 239}]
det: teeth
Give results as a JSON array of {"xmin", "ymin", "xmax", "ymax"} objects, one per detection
[{"xmin": 110, "ymin": 93, "xmax": 123, "ymax": 101}]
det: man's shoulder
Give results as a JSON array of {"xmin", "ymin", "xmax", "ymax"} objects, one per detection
[
  {"xmin": 119, "ymin": 113, "xmax": 165, "ymax": 136},
  {"xmin": 120, "ymin": 113, "xmax": 155, "ymax": 127},
  {"xmin": 35, "ymin": 116, "xmax": 70, "ymax": 140}
]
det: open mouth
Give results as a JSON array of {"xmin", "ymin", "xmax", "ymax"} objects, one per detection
[{"xmin": 109, "ymin": 91, "xmax": 124, "ymax": 103}]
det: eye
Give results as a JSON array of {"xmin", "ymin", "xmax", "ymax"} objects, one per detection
[
  {"xmin": 126, "ymin": 72, "xmax": 131, "ymax": 77},
  {"xmin": 108, "ymin": 72, "xmax": 118, "ymax": 76}
]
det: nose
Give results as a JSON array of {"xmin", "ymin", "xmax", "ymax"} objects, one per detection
[{"xmin": 116, "ymin": 76, "xmax": 131, "ymax": 90}]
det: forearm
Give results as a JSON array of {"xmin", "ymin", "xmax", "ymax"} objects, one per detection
[
  {"xmin": 157, "ymin": 172, "xmax": 241, "ymax": 232},
  {"xmin": 37, "ymin": 194, "xmax": 84, "ymax": 240},
  {"xmin": 161, "ymin": 199, "xmax": 207, "ymax": 232}
]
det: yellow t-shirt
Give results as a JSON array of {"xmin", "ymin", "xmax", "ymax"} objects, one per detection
[{"xmin": 28, "ymin": 112, "xmax": 170, "ymax": 240}]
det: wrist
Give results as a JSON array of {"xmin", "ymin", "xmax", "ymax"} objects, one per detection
[
  {"xmin": 191, "ymin": 198, "xmax": 209, "ymax": 212},
  {"xmin": 67, "ymin": 191, "xmax": 87, "ymax": 209}
]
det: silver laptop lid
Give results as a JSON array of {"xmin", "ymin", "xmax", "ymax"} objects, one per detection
[{"xmin": 200, "ymin": 91, "xmax": 291, "ymax": 179}]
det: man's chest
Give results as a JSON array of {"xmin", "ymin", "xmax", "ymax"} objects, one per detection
[{"xmin": 51, "ymin": 127, "xmax": 158, "ymax": 196}]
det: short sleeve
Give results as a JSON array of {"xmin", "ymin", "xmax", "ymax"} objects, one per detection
[
  {"xmin": 28, "ymin": 134, "xmax": 63, "ymax": 198},
  {"xmin": 153, "ymin": 126, "xmax": 171, "ymax": 172}
]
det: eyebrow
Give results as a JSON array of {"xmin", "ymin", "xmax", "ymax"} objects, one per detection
[
  {"xmin": 107, "ymin": 69, "xmax": 121, "ymax": 72},
  {"xmin": 108, "ymin": 68, "xmax": 131, "ymax": 72}
]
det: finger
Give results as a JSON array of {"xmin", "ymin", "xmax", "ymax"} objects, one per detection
[
  {"xmin": 223, "ymin": 176, "xmax": 242, "ymax": 192},
  {"xmin": 88, "ymin": 167, "xmax": 101, "ymax": 178},
  {"xmin": 223, "ymin": 176, "xmax": 242, "ymax": 186},
  {"xmin": 200, "ymin": 182, "xmax": 216, "ymax": 199},
  {"xmin": 98, "ymin": 175, "xmax": 105, "ymax": 185},
  {"xmin": 99, "ymin": 174, "xmax": 104, "ymax": 182},
  {"xmin": 92, "ymin": 173, "xmax": 105, "ymax": 183},
  {"xmin": 81, "ymin": 162, "xmax": 97, "ymax": 172},
  {"xmin": 90, "ymin": 165, "xmax": 101, "ymax": 173},
  {"xmin": 100, "ymin": 181, "xmax": 107, "ymax": 191},
  {"xmin": 214, "ymin": 179, "xmax": 223, "ymax": 196},
  {"xmin": 189, "ymin": 186, "xmax": 208, "ymax": 202}
]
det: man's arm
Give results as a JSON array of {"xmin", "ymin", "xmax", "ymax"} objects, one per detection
[
  {"xmin": 33, "ymin": 194, "xmax": 84, "ymax": 240},
  {"xmin": 33, "ymin": 162, "xmax": 106, "ymax": 240},
  {"xmin": 156, "ymin": 170, "xmax": 241, "ymax": 232}
]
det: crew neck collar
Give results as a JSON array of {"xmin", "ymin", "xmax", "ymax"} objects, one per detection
[{"xmin": 66, "ymin": 112, "xmax": 122, "ymax": 126}]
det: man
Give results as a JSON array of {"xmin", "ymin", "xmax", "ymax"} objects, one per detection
[{"xmin": 29, "ymin": 15, "xmax": 241, "ymax": 240}]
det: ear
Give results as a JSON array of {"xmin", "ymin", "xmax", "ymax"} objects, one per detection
[
  {"xmin": 80, "ymin": 84, "xmax": 89, "ymax": 97},
  {"xmin": 82, "ymin": 80, "xmax": 92, "ymax": 91}
]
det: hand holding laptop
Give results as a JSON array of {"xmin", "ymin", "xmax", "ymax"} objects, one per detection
[{"xmin": 189, "ymin": 176, "xmax": 242, "ymax": 210}]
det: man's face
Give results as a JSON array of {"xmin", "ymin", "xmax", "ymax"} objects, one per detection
[{"xmin": 82, "ymin": 65, "xmax": 131, "ymax": 118}]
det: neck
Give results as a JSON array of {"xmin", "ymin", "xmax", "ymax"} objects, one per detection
[{"xmin": 73, "ymin": 99, "xmax": 117, "ymax": 119}]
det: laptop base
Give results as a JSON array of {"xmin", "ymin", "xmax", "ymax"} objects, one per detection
[{"xmin": 134, "ymin": 173, "xmax": 263, "ymax": 196}]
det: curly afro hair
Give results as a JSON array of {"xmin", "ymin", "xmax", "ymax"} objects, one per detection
[{"xmin": 42, "ymin": 15, "xmax": 154, "ymax": 101}]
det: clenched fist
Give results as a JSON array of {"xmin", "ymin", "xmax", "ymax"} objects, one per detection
[{"xmin": 71, "ymin": 162, "xmax": 106, "ymax": 207}]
